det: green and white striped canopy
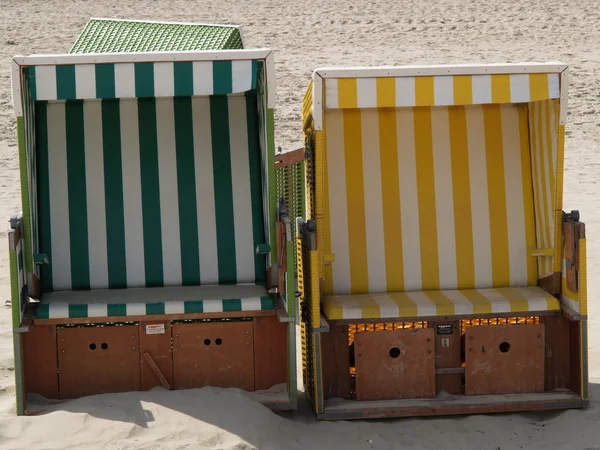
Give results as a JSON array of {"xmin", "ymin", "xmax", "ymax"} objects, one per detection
[{"xmin": 25, "ymin": 60, "xmax": 259, "ymax": 101}]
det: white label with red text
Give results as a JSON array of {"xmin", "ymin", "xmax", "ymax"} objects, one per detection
[{"xmin": 146, "ymin": 324, "xmax": 165, "ymax": 335}]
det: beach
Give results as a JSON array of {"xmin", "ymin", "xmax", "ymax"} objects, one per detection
[{"xmin": 0, "ymin": 0, "xmax": 599, "ymax": 448}]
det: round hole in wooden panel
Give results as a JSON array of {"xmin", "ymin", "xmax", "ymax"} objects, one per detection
[
  {"xmin": 89, "ymin": 343, "xmax": 96, "ymax": 350},
  {"xmin": 389, "ymin": 347, "xmax": 401, "ymax": 358},
  {"xmin": 101, "ymin": 343, "xmax": 108, "ymax": 350},
  {"xmin": 499, "ymin": 341, "xmax": 510, "ymax": 353},
  {"xmin": 216, "ymin": 338, "xmax": 222, "ymax": 345},
  {"xmin": 204, "ymin": 339, "xmax": 211, "ymax": 346}
]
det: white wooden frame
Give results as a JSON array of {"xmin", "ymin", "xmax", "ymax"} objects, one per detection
[
  {"xmin": 12, "ymin": 48, "xmax": 276, "ymax": 116},
  {"xmin": 311, "ymin": 62, "xmax": 569, "ymax": 130}
]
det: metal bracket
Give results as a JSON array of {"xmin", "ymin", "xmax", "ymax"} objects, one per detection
[{"xmin": 9, "ymin": 216, "xmax": 20, "ymax": 230}]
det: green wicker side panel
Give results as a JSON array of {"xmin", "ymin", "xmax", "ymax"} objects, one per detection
[
  {"xmin": 276, "ymin": 159, "xmax": 305, "ymax": 267},
  {"xmin": 9, "ymin": 219, "xmax": 27, "ymax": 415},
  {"xmin": 70, "ymin": 19, "xmax": 243, "ymax": 53}
]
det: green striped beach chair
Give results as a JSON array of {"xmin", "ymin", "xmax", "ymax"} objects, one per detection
[{"xmin": 9, "ymin": 18, "xmax": 296, "ymax": 414}]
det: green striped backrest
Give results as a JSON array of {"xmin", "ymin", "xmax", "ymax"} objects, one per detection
[{"xmin": 36, "ymin": 93, "xmax": 265, "ymax": 292}]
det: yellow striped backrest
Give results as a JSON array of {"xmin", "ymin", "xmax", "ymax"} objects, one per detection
[{"xmin": 322, "ymin": 103, "xmax": 539, "ymax": 295}]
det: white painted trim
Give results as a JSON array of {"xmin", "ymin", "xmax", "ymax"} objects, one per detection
[
  {"xmin": 559, "ymin": 67, "xmax": 569, "ymax": 125},
  {"xmin": 265, "ymin": 51, "xmax": 276, "ymax": 109},
  {"xmin": 13, "ymin": 48, "xmax": 272, "ymax": 66},
  {"xmin": 312, "ymin": 72, "xmax": 324, "ymax": 130},
  {"xmin": 11, "ymin": 60, "xmax": 22, "ymax": 117},
  {"xmin": 315, "ymin": 62, "xmax": 568, "ymax": 79}
]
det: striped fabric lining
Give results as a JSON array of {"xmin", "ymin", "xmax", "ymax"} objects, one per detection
[
  {"xmin": 26, "ymin": 60, "xmax": 258, "ymax": 101},
  {"xmin": 529, "ymin": 99, "xmax": 559, "ymax": 278},
  {"xmin": 36, "ymin": 94, "xmax": 266, "ymax": 292},
  {"xmin": 35, "ymin": 297, "xmax": 274, "ymax": 319},
  {"xmin": 323, "ymin": 103, "xmax": 538, "ymax": 296},
  {"xmin": 19, "ymin": 71, "xmax": 38, "ymax": 274},
  {"xmin": 323, "ymin": 286, "xmax": 559, "ymax": 320},
  {"xmin": 324, "ymin": 73, "xmax": 560, "ymax": 109}
]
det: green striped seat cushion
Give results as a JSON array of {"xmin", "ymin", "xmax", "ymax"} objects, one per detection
[
  {"xmin": 36, "ymin": 93, "xmax": 266, "ymax": 292},
  {"xmin": 35, "ymin": 284, "xmax": 274, "ymax": 319}
]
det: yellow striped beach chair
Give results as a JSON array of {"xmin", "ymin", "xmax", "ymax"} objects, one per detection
[{"xmin": 298, "ymin": 63, "xmax": 588, "ymax": 419}]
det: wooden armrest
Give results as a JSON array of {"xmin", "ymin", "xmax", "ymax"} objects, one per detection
[{"xmin": 561, "ymin": 305, "xmax": 586, "ymax": 321}]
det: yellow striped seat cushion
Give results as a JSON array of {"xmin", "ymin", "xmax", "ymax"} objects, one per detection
[{"xmin": 323, "ymin": 286, "xmax": 559, "ymax": 320}]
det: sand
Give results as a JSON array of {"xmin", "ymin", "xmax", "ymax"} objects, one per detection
[{"xmin": 0, "ymin": 0, "xmax": 599, "ymax": 448}]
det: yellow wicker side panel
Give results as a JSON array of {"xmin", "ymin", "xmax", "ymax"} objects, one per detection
[
  {"xmin": 302, "ymin": 81, "xmax": 314, "ymax": 133},
  {"xmin": 297, "ymin": 227, "xmax": 308, "ymax": 386},
  {"xmin": 299, "ymin": 223, "xmax": 323, "ymax": 413},
  {"xmin": 314, "ymin": 129, "xmax": 324, "ymax": 281}
]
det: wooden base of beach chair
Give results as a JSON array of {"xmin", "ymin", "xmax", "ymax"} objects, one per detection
[
  {"xmin": 319, "ymin": 391, "xmax": 587, "ymax": 420},
  {"xmin": 311, "ymin": 311, "xmax": 587, "ymax": 420},
  {"xmin": 21, "ymin": 313, "xmax": 292, "ymax": 410}
]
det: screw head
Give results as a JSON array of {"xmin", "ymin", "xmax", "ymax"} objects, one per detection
[
  {"xmin": 358, "ymin": 353, "xmax": 363, "ymax": 357},
  {"xmin": 427, "ymin": 338, "xmax": 431, "ymax": 342},
  {"xmin": 538, "ymin": 345, "xmax": 542, "ymax": 349},
  {"xmin": 428, "ymin": 350, "xmax": 432, "ymax": 354},
  {"xmin": 357, "ymin": 342, "xmax": 361, "ymax": 346},
  {"xmin": 537, "ymin": 334, "xmax": 542, "ymax": 338},
  {"xmin": 132, "ymin": 347, "xmax": 136, "ymax": 350},
  {"xmin": 61, "ymin": 350, "xmax": 65, "ymax": 353},
  {"xmin": 469, "ymin": 336, "xmax": 473, "ymax": 340},
  {"xmin": 61, "ymin": 338, "xmax": 65, "ymax": 342},
  {"xmin": 247, "ymin": 342, "xmax": 250, "ymax": 346},
  {"xmin": 176, "ymin": 334, "xmax": 180, "ymax": 337},
  {"xmin": 176, "ymin": 344, "xmax": 180, "ymax": 348},
  {"xmin": 469, "ymin": 347, "xmax": 473, "ymax": 351}
]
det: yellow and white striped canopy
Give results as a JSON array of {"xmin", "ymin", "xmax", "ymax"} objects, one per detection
[{"xmin": 325, "ymin": 73, "xmax": 560, "ymax": 109}]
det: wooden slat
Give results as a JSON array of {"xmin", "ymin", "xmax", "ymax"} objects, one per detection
[
  {"xmin": 33, "ymin": 308, "xmax": 277, "ymax": 326},
  {"xmin": 569, "ymin": 320, "xmax": 582, "ymax": 396},
  {"xmin": 321, "ymin": 391, "xmax": 585, "ymax": 420},
  {"xmin": 431, "ymin": 320, "xmax": 462, "ymax": 394},
  {"xmin": 322, "ymin": 325, "xmax": 351, "ymax": 399},
  {"xmin": 139, "ymin": 321, "xmax": 173, "ymax": 391},
  {"xmin": 435, "ymin": 367, "xmax": 465, "ymax": 375},
  {"xmin": 541, "ymin": 315, "xmax": 570, "ymax": 391},
  {"xmin": 143, "ymin": 352, "xmax": 171, "ymax": 389},
  {"xmin": 253, "ymin": 316, "xmax": 288, "ymax": 390},
  {"xmin": 275, "ymin": 148, "xmax": 304, "ymax": 168},
  {"xmin": 22, "ymin": 325, "xmax": 59, "ymax": 399}
]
